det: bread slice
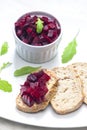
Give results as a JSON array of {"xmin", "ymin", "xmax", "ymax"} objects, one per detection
[
  {"xmin": 69, "ymin": 62, "xmax": 87, "ymax": 104},
  {"xmin": 50, "ymin": 67, "xmax": 83, "ymax": 114},
  {"xmin": 16, "ymin": 69, "xmax": 58, "ymax": 113}
]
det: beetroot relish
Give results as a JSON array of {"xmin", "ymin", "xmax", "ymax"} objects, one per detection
[
  {"xmin": 15, "ymin": 13, "xmax": 61, "ymax": 46},
  {"xmin": 20, "ymin": 70, "xmax": 50, "ymax": 107}
]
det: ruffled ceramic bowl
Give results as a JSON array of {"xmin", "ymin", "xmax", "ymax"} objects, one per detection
[{"xmin": 13, "ymin": 11, "xmax": 62, "ymax": 63}]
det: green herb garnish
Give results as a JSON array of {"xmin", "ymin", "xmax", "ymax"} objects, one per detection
[
  {"xmin": 0, "ymin": 79, "xmax": 12, "ymax": 92},
  {"xmin": 61, "ymin": 31, "xmax": 80, "ymax": 63},
  {"xmin": 0, "ymin": 62, "xmax": 12, "ymax": 72},
  {"xmin": 36, "ymin": 18, "xmax": 44, "ymax": 34},
  {"xmin": 0, "ymin": 42, "xmax": 9, "ymax": 56},
  {"xmin": 0, "ymin": 62, "xmax": 12, "ymax": 92},
  {"xmin": 0, "ymin": 41, "xmax": 12, "ymax": 92},
  {"xmin": 14, "ymin": 66, "xmax": 41, "ymax": 77},
  {"xmin": 62, "ymin": 38, "xmax": 77, "ymax": 63}
]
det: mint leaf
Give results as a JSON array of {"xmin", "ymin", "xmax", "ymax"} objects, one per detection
[
  {"xmin": 0, "ymin": 62, "xmax": 12, "ymax": 72},
  {"xmin": 36, "ymin": 18, "xmax": 44, "ymax": 33},
  {"xmin": 0, "ymin": 42, "xmax": 9, "ymax": 56},
  {"xmin": 62, "ymin": 38, "xmax": 77, "ymax": 63},
  {"xmin": 0, "ymin": 79, "xmax": 12, "ymax": 92},
  {"xmin": 14, "ymin": 66, "xmax": 41, "ymax": 76}
]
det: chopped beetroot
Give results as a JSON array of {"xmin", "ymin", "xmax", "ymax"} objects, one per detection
[
  {"xmin": 15, "ymin": 13, "xmax": 61, "ymax": 46},
  {"xmin": 47, "ymin": 30, "xmax": 54, "ymax": 37},
  {"xmin": 27, "ymin": 74, "xmax": 37, "ymax": 82},
  {"xmin": 20, "ymin": 70, "xmax": 50, "ymax": 107},
  {"xmin": 22, "ymin": 94, "xmax": 34, "ymax": 107}
]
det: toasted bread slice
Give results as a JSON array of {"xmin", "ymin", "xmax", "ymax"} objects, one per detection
[
  {"xmin": 69, "ymin": 62, "xmax": 87, "ymax": 104},
  {"xmin": 16, "ymin": 69, "xmax": 58, "ymax": 113},
  {"xmin": 50, "ymin": 67, "xmax": 83, "ymax": 114}
]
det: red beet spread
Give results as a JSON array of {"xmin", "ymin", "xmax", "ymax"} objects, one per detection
[
  {"xmin": 20, "ymin": 70, "xmax": 50, "ymax": 107},
  {"xmin": 15, "ymin": 13, "xmax": 61, "ymax": 46}
]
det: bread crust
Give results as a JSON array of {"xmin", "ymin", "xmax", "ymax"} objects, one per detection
[
  {"xmin": 69, "ymin": 62, "xmax": 87, "ymax": 104},
  {"xmin": 51, "ymin": 67, "xmax": 84, "ymax": 114},
  {"xmin": 16, "ymin": 69, "xmax": 58, "ymax": 113}
]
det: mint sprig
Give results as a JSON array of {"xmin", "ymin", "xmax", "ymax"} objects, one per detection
[
  {"xmin": 36, "ymin": 18, "xmax": 44, "ymax": 34},
  {"xmin": 0, "ymin": 79, "xmax": 12, "ymax": 92},
  {"xmin": 0, "ymin": 62, "xmax": 12, "ymax": 92},
  {"xmin": 61, "ymin": 31, "xmax": 80, "ymax": 63},
  {"xmin": 0, "ymin": 42, "xmax": 9, "ymax": 56},
  {"xmin": 0, "ymin": 62, "xmax": 12, "ymax": 72},
  {"xmin": 62, "ymin": 38, "xmax": 77, "ymax": 63},
  {"xmin": 14, "ymin": 66, "xmax": 41, "ymax": 76}
]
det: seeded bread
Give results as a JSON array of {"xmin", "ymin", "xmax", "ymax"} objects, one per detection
[
  {"xmin": 16, "ymin": 69, "xmax": 58, "ymax": 113},
  {"xmin": 69, "ymin": 62, "xmax": 87, "ymax": 104},
  {"xmin": 50, "ymin": 67, "xmax": 83, "ymax": 114}
]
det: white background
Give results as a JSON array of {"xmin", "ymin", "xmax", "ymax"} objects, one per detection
[{"xmin": 0, "ymin": 0, "xmax": 87, "ymax": 129}]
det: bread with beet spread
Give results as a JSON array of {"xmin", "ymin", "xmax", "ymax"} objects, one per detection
[
  {"xmin": 68, "ymin": 62, "xmax": 87, "ymax": 104},
  {"xmin": 16, "ymin": 69, "xmax": 58, "ymax": 113},
  {"xmin": 50, "ymin": 66, "xmax": 84, "ymax": 114}
]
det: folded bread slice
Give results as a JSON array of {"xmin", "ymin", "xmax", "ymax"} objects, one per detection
[
  {"xmin": 69, "ymin": 62, "xmax": 87, "ymax": 104},
  {"xmin": 16, "ymin": 69, "xmax": 58, "ymax": 113},
  {"xmin": 50, "ymin": 67, "xmax": 83, "ymax": 114}
]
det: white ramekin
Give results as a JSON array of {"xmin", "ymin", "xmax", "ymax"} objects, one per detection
[{"xmin": 13, "ymin": 11, "xmax": 62, "ymax": 63}]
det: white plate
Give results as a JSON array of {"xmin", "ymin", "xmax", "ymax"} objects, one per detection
[{"xmin": 0, "ymin": 0, "xmax": 87, "ymax": 128}]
